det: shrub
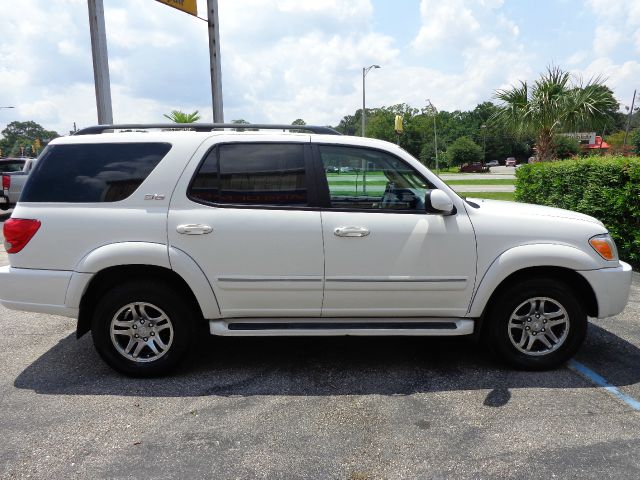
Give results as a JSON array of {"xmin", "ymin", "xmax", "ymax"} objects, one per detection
[
  {"xmin": 553, "ymin": 135, "xmax": 579, "ymax": 159},
  {"xmin": 446, "ymin": 136, "xmax": 483, "ymax": 166},
  {"xmin": 515, "ymin": 157, "xmax": 640, "ymax": 268}
]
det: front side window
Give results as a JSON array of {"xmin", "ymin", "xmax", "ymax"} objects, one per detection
[
  {"xmin": 21, "ymin": 143, "xmax": 170, "ymax": 203},
  {"xmin": 320, "ymin": 145, "xmax": 431, "ymax": 211},
  {"xmin": 189, "ymin": 143, "xmax": 308, "ymax": 207}
]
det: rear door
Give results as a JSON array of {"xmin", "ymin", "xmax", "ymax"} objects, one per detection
[{"xmin": 168, "ymin": 138, "xmax": 325, "ymax": 318}]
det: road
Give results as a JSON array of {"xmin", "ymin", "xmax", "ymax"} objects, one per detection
[
  {"xmin": 439, "ymin": 168, "xmax": 516, "ymax": 192},
  {"xmin": 1, "ymin": 212, "xmax": 639, "ymax": 479},
  {"xmin": 439, "ymin": 166, "xmax": 517, "ymax": 181}
]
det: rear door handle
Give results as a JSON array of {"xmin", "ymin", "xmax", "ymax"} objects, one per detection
[
  {"xmin": 176, "ymin": 224, "xmax": 213, "ymax": 235},
  {"xmin": 334, "ymin": 226, "xmax": 370, "ymax": 237}
]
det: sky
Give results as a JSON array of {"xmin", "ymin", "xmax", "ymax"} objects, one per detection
[{"xmin": 0, "ymin": 0, "xmax": 639, "ymax": 136}]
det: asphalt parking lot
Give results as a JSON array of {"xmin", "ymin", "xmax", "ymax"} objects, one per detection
[{"xmin": 1, "ymin": 211, "xmax": 639, "ymax": 479}]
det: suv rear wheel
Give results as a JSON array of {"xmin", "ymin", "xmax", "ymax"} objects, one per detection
[
  {"xmin": 91, "ymin": 280, "xmax": 196, "ymax": 377},
  {"xmin": 486, "ymin": 278, "xmax": 587, "ymax": 370}
]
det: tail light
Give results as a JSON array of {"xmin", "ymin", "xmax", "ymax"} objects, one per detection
[
  {"xmin": 3, "ymin": 218, "xmax": 41, "ymax": 253},
  {"xmin": 2, "ymin": 175, "xmax": 9, "ymax": 191}
]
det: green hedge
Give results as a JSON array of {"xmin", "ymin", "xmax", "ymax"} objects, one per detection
[{"xmin": 514, "ymin": 157, "xmax": 640, "ymax": 268}]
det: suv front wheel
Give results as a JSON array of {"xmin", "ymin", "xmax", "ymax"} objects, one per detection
[
  {"xmin": 91, "ymin": 280, "xmax": 195, "ymax": 377},
  {"xmin": 487, "ymin": 278, "xmax": 588, "ymax": 370}
]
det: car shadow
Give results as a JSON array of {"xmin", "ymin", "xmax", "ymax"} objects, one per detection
[{"xmin": 13, "ymin": 323, "xmax": 640, "ymax": 401}]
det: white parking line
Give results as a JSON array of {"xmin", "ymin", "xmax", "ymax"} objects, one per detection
[{"xmin": 568, "ymin": 359, "xmax": 640, "ymax": 411}]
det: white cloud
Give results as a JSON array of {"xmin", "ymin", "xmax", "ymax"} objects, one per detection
[
  {"xmin": 586, "ymin": 0, "xmax": 640, "ymax": 54},
  {"xmin": 406, "ymin": 0, "xmax": 533, "ymax": 112},
  {"xmin": 566, "ymin": 50, "xmax": 588, "ymax": 66},
  {"xmin": 412, "ymin": 1, "xmax": 481, "ymax": 52},
  {"xmin": 593, "ymin": 26, "xmax": 623, "ymax": 57},
  {"xmin": 0, "ymin": 0, "xmax": 637, "ymax": 138},
  {"xmin": 577, "ymin": 57, "xmax": 640, "ymax": 105},
  {"xmin": 218, "ymin": 0, "xmax": 401, "ymax": 124}
]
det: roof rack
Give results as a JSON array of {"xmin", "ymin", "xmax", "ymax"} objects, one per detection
[{"xmin": 74, "ymin": 123, "xmax": 341, "ymax": 136}]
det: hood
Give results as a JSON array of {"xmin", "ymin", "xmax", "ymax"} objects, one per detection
[{"xmin": 464, "ymin": 198, "xmax": 605, "ymax": 227}]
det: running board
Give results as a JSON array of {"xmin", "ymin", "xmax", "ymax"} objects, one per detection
[{"xmin": 209, "ymin": 318, "xmax": 475, "ymax": 336}]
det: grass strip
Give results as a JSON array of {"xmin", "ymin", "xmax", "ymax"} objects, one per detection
[{"xmin": 456, "ymin": 191, "xmax": 515, "ymax": 201}]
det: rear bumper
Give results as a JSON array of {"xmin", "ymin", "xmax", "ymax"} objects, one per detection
[
  {"xmin": 0, "ymin": 266, "xmax": 78, "ymax": 317},
  {"xmin": 579, "ymin": 261, "xmax": 633, "ymax": 318}
]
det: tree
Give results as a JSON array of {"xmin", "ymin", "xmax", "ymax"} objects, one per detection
[
  {"xmin": 0, "ymin": 121, "xmax": 59, "ymax": 157},
  {"xmin": 231, "ymin": 118, "xmax": 251, "ymax": 131},
  {"xmin": 553, "ymin": 135, "xmax": 579, "ymax": 159},
  {"xmin": 631, "ymin": 129, "xmax": 640, "ymax": 154},
  {"xmin": 163, "ymin": 110, "xmax": 201, "ymax": 123},
  {"xmin": 604, "ymin": 130, "xmax": 626, "ymax": 147},
  {"xmin": 334, "ymin": 113, "xmax": 359, "ymax": 136},
  {"xmin": 290, "ymin": 118, "xmax": 306, "ymax": 132},
  {"xmin": 445, "ymin": 136, "xmax": 483, "ymax": 166},
  {"xmin": 493, "ymin": 66, "xmax": 618, "ymax": 161}
]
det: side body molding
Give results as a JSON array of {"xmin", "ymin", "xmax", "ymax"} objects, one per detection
[{"xmin": 467, "ymin": 243, "xmax": 602, "ymax": 318}]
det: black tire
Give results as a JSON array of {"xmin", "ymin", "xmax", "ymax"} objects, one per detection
[
  {"xmin": 486, "ymin": 278, "xmax": 587, "ymax": 370},
  {"xmin": 91, "ymin": 280, "xmax": 196, "ymax": 377}
]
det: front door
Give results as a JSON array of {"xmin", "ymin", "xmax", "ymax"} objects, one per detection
[
  {"xmin": 317, "ymin": 144, "xmax": 476, "ymax": 317},
  {"xmin": 168, "ymin": 140, "xmax": 324, "ymax": 318}
]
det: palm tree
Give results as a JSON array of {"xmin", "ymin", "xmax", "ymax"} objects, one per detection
[
  {"xmin": 163, "ymin": 110, "xmax": 201, "ymax": 123},
  {"xmin": 493, "ymin": 66, "xmax": 618, "ymax": 161}
]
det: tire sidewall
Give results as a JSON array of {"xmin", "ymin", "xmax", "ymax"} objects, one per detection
[
  {"xmin": 91, "ymin": 281, "xmax": 195, "ymax": 377},
  {"xmin": 488, "ymin": 278, "xmax": 587, "ymax": 370}
]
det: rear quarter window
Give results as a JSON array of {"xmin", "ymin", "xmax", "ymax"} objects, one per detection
[{"xmin": 21, "ymin": 143, "xmax": 171, "ymax": 203}]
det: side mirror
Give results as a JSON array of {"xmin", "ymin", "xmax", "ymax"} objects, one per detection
[{"xmin": 425, "ymin": 189, "xmax": 454, "ymax": 215}]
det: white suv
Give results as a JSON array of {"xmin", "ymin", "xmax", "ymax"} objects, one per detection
[{"xmin": 0, "ymin": 124, "xmax": 632, "ymax": 376}]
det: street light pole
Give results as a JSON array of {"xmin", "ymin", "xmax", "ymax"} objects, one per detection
[
  {"xmin": 426, "ymin": 99, "xmax": 439, "ymax": 174},
  {"xmin": 361, "ymin": 64, "xmax": 380, "ymax": 137}
]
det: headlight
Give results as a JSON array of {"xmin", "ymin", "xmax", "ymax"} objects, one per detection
[{"xmin": 589, "ymin": 234, "xmax": 618, "ymax": 261}]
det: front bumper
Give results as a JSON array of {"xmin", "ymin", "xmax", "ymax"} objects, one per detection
[
  {"xmin": 0, "ymin": 265, "xmax": 78, "ymax": 317},
  {"xmin": 579, "ymin": 261, "xmax": 633, "ymax": 318}
]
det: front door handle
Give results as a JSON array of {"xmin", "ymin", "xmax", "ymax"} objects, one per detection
[
  {"xmin": 334, "ymin": 226, "xmax": 370, "ymax": 237},
  {"xmin": 176, "ymin": 224, "xmax": 213, "ymax": 235}
]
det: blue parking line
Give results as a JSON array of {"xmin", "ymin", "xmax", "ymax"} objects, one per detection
[{"xmin": 568, "ymin": 359, "xmax": 640, "ymax": 411}]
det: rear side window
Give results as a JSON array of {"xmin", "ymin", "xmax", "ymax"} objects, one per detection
[
  {"xmin": 21, "ymin": 143, "xmax": 171, "ymax": 203},
  {"xmin": 0, "ymin": 161, "xmax": 24, "ymax": 173},
  {"xmin": 189, "ymin": 143, "xmax": 308, "ymax": 206}
]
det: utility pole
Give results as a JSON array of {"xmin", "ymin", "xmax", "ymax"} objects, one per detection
[
  {"xmin": 481, "ymin": 124, "xmax": 487, "ymax": 165},
  {"xmin": 87, "ymin": 0, "xmax": 113, "ymax": 125},
  {"xmin": 623, "ymin": 89, "xmax": 637, "ymax": 149},
  {"xmin": 426, "ymin": 99, "xmax": 439, "ymax": 174},
  {"xmin": 207, "ymin": 0, "xmax": 224, "ymax": 122}
]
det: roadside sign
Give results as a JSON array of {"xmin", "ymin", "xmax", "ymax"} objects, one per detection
[
  {"xmin": 155, "ymin": 0, "xmax": 198, "ymax": 17},
  {"xmin": 560, "ymin": 132, "xmax": 596, "ymax": 144},
  {"xmin": 394, "ymin": 115, "xmax": 403, "ymax": 134}
]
